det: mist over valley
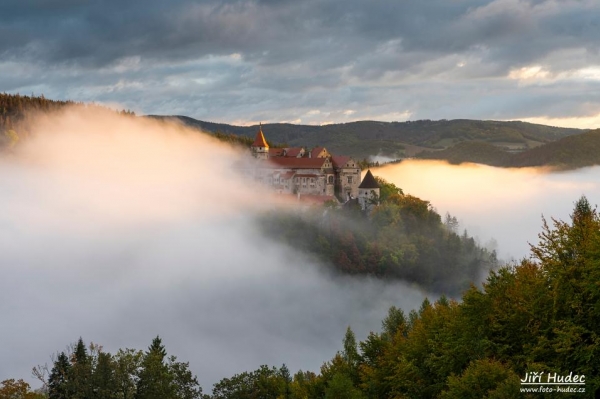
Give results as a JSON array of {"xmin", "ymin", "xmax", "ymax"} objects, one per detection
[{"xmin": 1, "ymin": 107, "xmax": 599, "ymax": 395}]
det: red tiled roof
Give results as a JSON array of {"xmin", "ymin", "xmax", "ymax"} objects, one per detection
[
  {"xmin": 252, "ymin": 128, "xmax": 268, "ymax": 147},
  {"xmin": 267, "ymin": 157, "xmax": 329, "ymax": 169},
  {"xmin": 331, "ymin": 155, "xmax": 351, "ymax": 168},
  {"xmin": 269, "ymin": 148, "xmax": 284, "ymax": 156},
  {"xmin": 284, "ymin": 147, "xmax": 304, "ymax": 157},
  {"xmin": 311, "ymin": 147, "xmax": 327, "ymax": 158}
]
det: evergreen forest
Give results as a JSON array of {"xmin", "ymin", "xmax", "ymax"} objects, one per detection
[
  {"xmin": 259, "ymin": 178, "xmax": 496, "ymax": 296},
  {"xmin": 2, "ymin": 94, "xmax": 599, "ymax": 397},
  {"xmin": 4, "ymin": 197, "xmax": 600, "ymax": 398}
]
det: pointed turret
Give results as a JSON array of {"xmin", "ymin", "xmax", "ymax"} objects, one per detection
[
  {"xmin": 251, "ymin": 123, "xmax": 269, "ymax": 160},
  {"xmin": 358, "ymin": 170, "xmax": 380, "ymax": 211},
  {"xmin": 358, "ymin": 170, "xmax": 380, "ymax": 189}
]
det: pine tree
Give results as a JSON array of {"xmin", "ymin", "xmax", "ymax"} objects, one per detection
[
  {"xmin": 91, "ymin": 352, "xmax": 118, "ymax": 399},
  {"xmin": 135, "ymin": 336, "xmax": 174, "ymax": 399},
  {"xmin": 70, "ymin": 338, "xmax": 91, "ymax": 399},
  {"xmin": 48, "ymin": 352, "xmax": 71, "ymax": 399}
]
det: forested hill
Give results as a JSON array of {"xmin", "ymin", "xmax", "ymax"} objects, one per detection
[
  {"xmin": 259, "ymin": 178, "xmax": 496, "ymax": 296},
  {"xmin": 1, "ymin": 93, "xmax": 590, "ymax": 168},
  {"xmin": 149, "ymin": 115, "xmax": 582, "ymax": 160},
  {"xmin": 8, "ymin": 197, "xmax": 600, "ymax": 398},
  {"xmin": 417, "ymin": 128, "xmax": 600, "ymax": 169},
  {"xmin": 0, "ymin": 93, "xmax": 134, "ymax": 149},
  {"xmin": 0, "ymin": 93, "xmax": 76, "ymax": 129}
]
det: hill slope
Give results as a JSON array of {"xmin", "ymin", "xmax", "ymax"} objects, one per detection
[
  {"xmin": 150, "ymin": 115, "xmax": 582, "ymax": 160},
  {"xmin": 511, "ymin": 129, "xmax": 600, "ymax": 168}
]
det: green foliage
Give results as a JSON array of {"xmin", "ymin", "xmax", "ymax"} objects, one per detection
[
  {"xmin": 40, "ymin": 337, "xmax": 202, "ymax": 399},
  {"xmin": 440, "ymin": 359, "xmax": 521, "ymax": 399},
  {"xmin": 380, "ymin": 306, "xmax": 407, "ymax": 343},
  {"xmin": 20, "ymin": 196, "xmax": 600, "ymax": 398},
  {"xmin": 416, "ymin": 141, "xmax": 513, "ymax": 166},
  {"xmin": 211, "ymin": 365, "xmax": 290, "ymax": 399},
  {"xmin": 168, "ymin": 116, "xmax": 581, "ymax": 160},
  {"xmin": 417, "ymin": 129, "xmax": 600, "ymax": 170},
  {"xmin": 374, "ymin": 177, "xmax": 403, "ymax": 203},
  {"xmin": 211, "ymin": 130, "xmax": 254, "ymax": 148},
  {"xmin": 114, "ymin": 348, "xmax": 144, "ymax": 399},
  {"xmin": 324, "ymin": 373, "xmax": 364, "ymax": 399},
  {"xmin": 0, "ymin": 379, "xmax": 45, "ymax": 399},
  {"xmin": 259, "ymin": 177, "xmax": 494, "ymax": 295},
  {"xmin": 0, "ymin": 93, "xmax": 135, "ymax": 151},
  {"xmin": 48, "ymin": 352, "xmax": 71, "ymax": 399},
  {"xmin": 136, "ymin": 336, "xmax": 174, "ymax": 399}
]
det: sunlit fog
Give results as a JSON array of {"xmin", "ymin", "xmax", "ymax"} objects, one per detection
[
  {"xmin": 375, "ymin": 160, "xmax": 600, "ymax": 261},
  {"xmin": 4, "ymin": 108, "xmax": 598, "ymax": 390},
  {"xmin": 0, "ymin": 108, "xmax": 427, "ymax": 390}
]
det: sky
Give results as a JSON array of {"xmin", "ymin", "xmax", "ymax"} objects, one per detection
[{"xmin": 1, "ymin": 0, "xmax": 600, "ymax": 127}]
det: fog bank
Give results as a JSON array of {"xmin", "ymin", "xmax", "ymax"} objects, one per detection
[
  {"xmin": 0, "ymin": 109, "xmax": 426, "ymax": 390},
  {"xmin": 375, "ymin": 160, "xmax": 600, "ymax": 261}
]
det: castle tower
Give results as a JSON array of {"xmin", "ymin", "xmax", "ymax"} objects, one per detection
[
  {"xmin": 358, "ymin": 170, "xmax": 380, "ymax": 211},
  {"xmin": 251, "ymin": 123, "xmax": 269, "ymax": 160}
]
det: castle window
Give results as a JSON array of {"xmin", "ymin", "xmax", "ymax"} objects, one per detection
[
  {"xmin": 347, "ymin": 176, "xmax": 352, "ymax": 184},
  {"xmin": 328, "ymin": 176, "xmax": 334, "ymax": 184}
]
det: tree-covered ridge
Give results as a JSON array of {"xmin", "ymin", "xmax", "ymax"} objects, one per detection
[
  {"xmin": 213, "ymin": 196, "xmax": 600, "ymax": 398},
  {"xmin": 152, "ymin": 115, "xmax": 582, "ymax": 160},
  {"xmin": 416, "ymin": 129, "xmax": 600, "ymax": 170},
  {"xmin": 416, "ymin": 141, "xmax": 513, "ymax": 167},
  {"xmin": 0, "ymin": 93, "xmax": 76, "ymax": 149},
  {"xmin": 6, "ymin": 197, "xmax": 599, "ymax": 397},
  {"xmin": 21, "ymin": 336, "xmax": 205, "ymax": 399},
  {"xmin": 511, "ymin": 129, "xmax": 600, "ymax": 169},
  {"xmin": 259, "ymin": 178, "xmax": 496, "ymax": 296},
  {"xmin": 0, "ymin": 93, "xmax": 77, "ymax": 130},
  {"xmin": 0, "ymin": 93, "xmax": 136, "ymax": 150}
]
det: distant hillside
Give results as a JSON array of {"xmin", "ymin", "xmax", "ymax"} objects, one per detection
[
  {"xmin": 0, "ymin": 93, "xmax": 135, "ymax": 149},
  {"xmin": 416, "ymin": 129, "xmax": 600, "ymax": 169},
  {"xmin": 150, "ymin": 115, "xmax": 582, "ymax": 160},
  {"xmin": 511, "ymin": 129, "xmax": 600, "ymax": 168},
  {"xmin": 416, "ymin": 141, "xmax": 513, "ymax": 167}
]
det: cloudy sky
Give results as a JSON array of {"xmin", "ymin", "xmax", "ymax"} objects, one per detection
[{"xmin": 2, "ymin": 0, "xmax": 600, "ymax": 127}]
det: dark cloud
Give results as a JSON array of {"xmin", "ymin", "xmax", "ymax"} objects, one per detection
[
  {"xmin": 1, "ymin": 0, "xmax": 600, "ymax": 125},
  {"xmin": 2, "ymin": 0, "xmax": 597, "ymax": 68}
]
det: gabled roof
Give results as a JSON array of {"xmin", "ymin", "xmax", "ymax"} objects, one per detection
[
  {"xmin": 269, "ymin": 148, "xmax": 284, "ymax": 156},
  {"xmin": 252, "ymin": 125, "xmax": 269, "ymax": 148},
  {"xmin": 267, "ymin": 157, "xmax": 330, "ymax": 169},
  {"xmin": 359, "ymin": 170, "xmax": 380, "ymax": 189},
  {"xmin": 284, "ymin": 147, "xmax": 304, "ymax": 157},
  {"xmin": 331, "ymin": 155, "xmax": 351, "ymax": 168},
  {"xmin": 311, "ymin": 147, "xmax": 328, "ymax": 158}
]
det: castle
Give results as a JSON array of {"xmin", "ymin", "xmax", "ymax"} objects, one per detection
[{"xmin": 246, "ymin": 124, "xmax": 380, "ymax": 209}]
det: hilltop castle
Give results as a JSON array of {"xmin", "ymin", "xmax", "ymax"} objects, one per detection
[{"xmin": 245, "ymin": 124, "xmax": 380, "ymax": 209}]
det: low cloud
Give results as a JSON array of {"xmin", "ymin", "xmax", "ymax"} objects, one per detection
[
  {"xmin": 375, "ymin": 160, "xmax": 600, "ymax": 261},
  {"xmin": 0, "ymin": 108, "xmax": 427, "ymax": 390}
]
